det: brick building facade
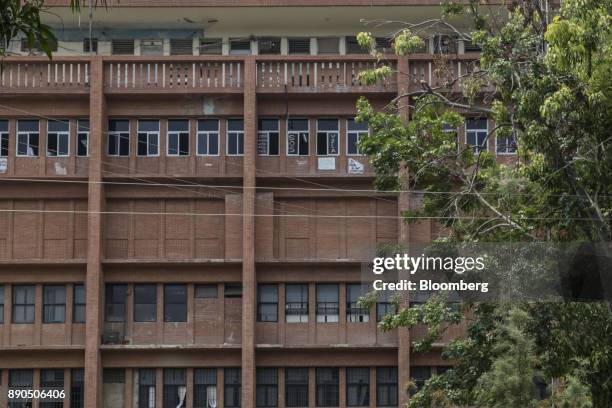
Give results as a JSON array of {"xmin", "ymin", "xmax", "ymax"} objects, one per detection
[{"xmin": 0, "ymin": 1, "xmax": 509, "ymax": 407}]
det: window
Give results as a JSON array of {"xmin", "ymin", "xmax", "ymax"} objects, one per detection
[
  {"xmin": 411, "ymin": 367, "xmax": 431, "ymax": 390},
  {"xmin": 195, "ymin": 284, "xmax": 218, "ymax": 299},
  {"xmin": 16, "ymin": 119, "xmax": 39, "ymax": 157},
  {"xmin": 285, "ymin": 368, "xmax": 308, "ymax": 407},
  {"xmin": 376, "ymin": 291, "xmax": 396, "ymax": 322},
  {"xmin": 108, "ymin": 119, "xmax": 130, "ymax": 156},
  {"xmin": 40, "ymin": 369, "xmax": 64, "ymax": 408},
  {"xmin": 346, "ymin": 284, "xmax": 369, "ymax": 323},
  {"xmin": 77, "ymin": 120, "xmax": 89, "ymax": 156},
  {"xmin": 288, "ymin": 38, "xmax": 311, "ymax": 54},
  {"xmin": 225, "ymin": 284, "xmax": 243, "ymax": 298},
  {"xmin": 287, "ymin": 119, "xmax": 309, "ymax": 156},
  {"xmin": 346, "ymin": 36, "xmax": 368, "ymax": 54},
  {"xmin": 200, "ymin": 39, "xmax": 222, "ymax": 55},
  {"xmin": 347, "ymin": 119, "xmax": 368, "ymax": 155},
  {"xmin": 112, "ymin": 39, "xmax": 135, "ymax": 55},
  {"xmin": 375, "ymin": 37, "xmax": 394, "ymax": 53},
  {"xmin": 197, "ymin": 119, "xmax": 219, "ymax": 156},
  {"xmin": 258, "ymin": 119, "xmax": 280, "ymax": 156},
  {"xmin": 465, "ymin": 118, "xmax": 488, "ymax": 153},
  {"xmin": 317, "ymin": 119, "xmax": 339, "ymax": 156},
  {"xmin": 464, "ymin": 40, "xmax": 482, "ymax": 52},
  {"xmin": 230, "ymin": 39, "xmax": 251, "ymax": 55},
  {"xmin": 257, "ymin": 284, "xmax": 278, "ymax": 322},
  {"xmin": 21, "ymin": 38, "xmax": 57, "ymax": 53},
  {"xmin": 167, "ymin": 119, "xmax": 190, "ymax": 156},
  {"xmin": 47, "ymin": 120, "xmax": 70, "ymax": 157},
  {"xmin": 285, "ymin": 284, "xmax": 308, "ymax": 323},
  {"xmin": 0, "ymin": 120, "xmax": 8, "ymax": 157},
  {"xmin": 8, "ymin": 369, "xmax": 33, "ymax": 408},
  {"xmin": 376, "ymin": 368, "xmax": 397, "ymax": 407},
  {"xmin": 346, "ymin": 368, "xmax": 369, "ymax": 407},
  {"xmin": 138, "ymin": 119, "xmax": 160, "ymax": 156},
  {"xmin": 317, "ymin": 38, "xmax": 339, "ymax": 54},
  {"xmin": 316, "ymin": 284, "xmax": 339, "ymax": 323},
  {"xmin": 163, "ymin": 369, "xmax": 186, "ymax": 408},
  {"xmin": 71, "ymin": 369, "xmax": 85, "ymax": 408},
  {"xmin": 105, "ymin": 283, "xmax": 127, "ymax": 322},
  {"xmin": 12, "ymin": 285, "xmax": 35, "ymax": 324},
  {"xmin": 170, "ymin": 38, "xmax": 194, "ymax": 55},
  {"xmin": 258, "ymin": 37, "xmax": 281, "ymax": 55},
  {"xmin": 137, "ymin": 369, "xmax": 156, "ymax": 408},
  {"xmin": 83, "ymin": 38, "xmax": 98, "ymax": 53},
  {"xmin": 436, "ymin": 366, "xmax": 452, "ymax": 375},
  {"xmin": 224, "ymin": 368, "xmax": 241, "ymax": 408},
  {"xmin": 434, "ymin": 34, "xmax": 458, "ymax": 54},
  {"xmin": 43, "ymin": 285, "xmax": 66, "ymax": 324},
  {"xmin": 164, "ymin": 284, "xmax": 187, "ymax": 322},
  {"xmin": 316, "ymin": 368, "xmax": 339, "ymax": 407},
  {"xmin": 497, "ymin": 135, "xmax": 517, "ymax": 155},
  {"xmin": 227, "ymin": 119, "xmax": 244, "ymax": 156},
  {"xmin": 140, "ymin": 40, "xmax": 164, "ymax": 55},
  {"xmin": 134, "ymin": 284, "xmax": 157, "ymax": 322},
  {"xmin": 194, "ymin": 368, "xmax": 217, "ymax": 408},
  {"xmin": 0, "ymin": 285, "xmax": 4, "ymax": 324},
  {"xmin": 256, "ymin": 368, "xmax": 278, "ymax": 407},
  {"xmin": 103, "ymin": 369, "xmax": 126, "ymax": 408},
  {"xmin": 73, "ymin": 284, "xmax": 86, "ymax": 323}
]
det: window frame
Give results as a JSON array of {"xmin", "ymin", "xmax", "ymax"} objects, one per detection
[
  {"xmin": 167, "ymin": 119, "xmax": 190, "ymax": 157},
  {"xmin": 316, "ymin": 368, "xmax": 339, "ymax": 407},
  {"xmin": 137, "ymin": 368, "xmax": 156, "ymax": 408},
  {"xmin": 193, "ymin": 368, "xmax": 217, "ymax": 408},
  {"xmin": 134, "ymin": 283, "xmax": 157, "ymax": 322},
  {"xmin": 256, "ymin": 368, "xmax": 278, "ymax": 408},
  {"xmin": 105, "ymin": 283, "xmax": 127, "ymax": 323},
  {"xmin": 46, "ymin": 120, "xmax": 70, "ymax": 157},
  {"xmin": 71, "ymin": 369, "xmax": 85, "ymax": 408},
  {"xmin": 43, "ymin": 284, "xmax": 66, "ymax": 324},
  {"xmin": 76, "ymin": 119, "xmax": 89, "ymax": 157},
  {"xmin": 224, "ymin": 368, "xmax": 242, "ymax": 408},
  {"xmin": 285, "ymin": 368, "xmax": 309, "ymax": 408},
  {"xmin": 1, "ymin": 120, "xmax": 9, "ymax": 157},
  {"xmin": 346, "ymin": 284, "xmax": 370, "ymax": 323},
  {"xmin": 40, "ymin": 368, "xmax": 65, "ymax": 408},
  {"xmin": 226, "ymin": 119, "xmax": 245, "ymax": 156},
  {"xmin": 73, "ymin": 283, "xmax": 86, "ymax": 324},
  {"xmin": 346, "ymin": 119, "xmax": 368, "ymax": 156},
  {"xmin": 286, "ymin": 119, "xmax": 309, "ymax": 156},
  {"xmin": 346, "ymin": 367, "xmax": 370, "ymax": 407},
  {"xmin": 376, "ymin": 291, "xmax": 396, "ymax": 323},
  {"xmin": 16, "ymin": 119, "xmax": 40, "ymax": 157},
  {"xmin": 108, "ymin": 119, "xmax": 130, "ymax": 157},
  {"xmin": 196, "ymin": 119, "xmax": 220, "ymax": 156},
  {"xmin": 229, "ymin": 38, "xmax": 252, "ymax": 55},
  {"xmin": 137, "ymin": 119, "xmax": 160, "ymax": 157},
  {"xmin": 316, "ymin": 284, "xmax": 339, "ymax": 323},
  {"xmin": 316, "ymin": 119, "xmax": 340, "ymax": 157},
  {"xmin": 163, "ymin": 368, "xmax": 187, "ymax": 408},
  {"xmin": 285, "ymin": 284, "xmax": 308, "ymax": 323},
  {"xmin": 164, "ymin": 284, "xmax": 187, "ymax": 323},
  {"xmin": 495, "ymin": 134, "xmax": 517, "ymax": 155},
  {"xmin": 8, "ymin": 369, "xmax": 34, "ymax": 408},
  {"xmin": 12, "ymin": 285, "xmax": 35, "ymax": 324},
  {"xmin": 257, "ymin": 118, "xmax": 280, "ymax": 156},
  {"xmin": 375, "ymin": 367, "xmax": 397, "ymax": 407},
  {"xmin": 465, "ymin": 118, "xmax": 488, "ymax": 154},
  {"xmin": 257, "ymin": 284, "xmax": 278, "ymax": 323}
]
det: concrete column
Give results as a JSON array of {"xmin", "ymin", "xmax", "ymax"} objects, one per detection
[
  {"xmin": 396, "ymin": 55, "xmax": 411, "ymax": 407},
  {"xmin": 241, "ymin": 57, "xmax": 258, "ymax": 408},
  {"xmin": 84, "ymin": 56, "xmax": 106, "ymax": 408}
]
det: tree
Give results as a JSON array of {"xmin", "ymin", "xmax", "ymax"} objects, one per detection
[{"xmin": 355, "ymin": 0, "xmax": 612, "ymax": 406}]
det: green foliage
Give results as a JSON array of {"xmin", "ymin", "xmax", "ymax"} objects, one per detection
[{"xmin": 0, "ymin": 0, "xmax": 56, "ymax": 58}]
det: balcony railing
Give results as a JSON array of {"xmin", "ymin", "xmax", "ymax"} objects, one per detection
[
  {"xmin": 256, "ymin": 56, "xmax": 397, "ymax": 93},
  {"xmin": 0, "ymin": 59, "xmax": 89, "ymax": 92},
  {"xmin": 103, "ymin": 57, "xmax": 244, "ymax": 92},
  {"xmin": 408, "ymin": 53, "xmax": 482, "ymax": 92}
]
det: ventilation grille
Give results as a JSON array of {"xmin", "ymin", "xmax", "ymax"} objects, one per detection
[
  {"xmin": 111, "ymin": 39, "xmax": 135, "ymax": 55},
  {"xmin": 288, "ymin": 38, "xmax": 310, "ymax": 54},
  {"xmin": 170, "ymin": 38, "xmax": 193, "ymax": 55},
  {"xmin": 199, "ymin": 39, "xmax": 222, "ymax": 55}
]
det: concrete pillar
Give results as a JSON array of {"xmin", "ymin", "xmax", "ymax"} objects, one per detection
[
  {"xmin": 84, "ymin": 56, "xmax": 106, "ymax": 408},
  {"xmin": 396, "ymin": 55, "xmax": 411, "ymax": 407},
  {"xmin": 241, "ymin": 57, "xmax": 258, "ymax": 408}
]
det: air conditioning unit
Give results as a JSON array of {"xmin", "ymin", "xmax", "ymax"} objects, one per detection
[{"xmin": 102, "ymin": 331, "xmax": 121, "ymax": 345}]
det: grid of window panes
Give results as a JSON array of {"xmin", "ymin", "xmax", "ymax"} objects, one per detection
[
  {"xmin": 76, "ymin": 119, "xmax": 89, "ymax": 156},
  {"xmin": 39, "ymin": 369, "xmax": 64, "ymax": 408},
  {"xmin": 258, "ymin": 118, "xmax": 280, "ymax": 155},
  {"xmin": 47, "ymin": 119, "xmax": 70, "ymax": 157},
  {"xmin": 137, "ymin": 368, "xmax": 156, "ymax": 408},
  {"xmin": 167, "ymin": 119, "xmax": 189, "ymax": 156},
  {"xmin": 285, "ymin": 284, "xmax": 308, "ymax": 323},
  {"xmin": 224, "ymin": 368, "xmax": 241, "ymax": 408},
  {"xmin": 346, "ymin": 119, "xmax": 368, "ymax": 155},
  {"xmin": 0, "ymin": 120, "xmax": 8, "ymax": 156},
  {"xmin": 346, "ymin": 284, "xmax": 369, "ymax": 323},
  {"xmin": 257, "ymin": 284, "xmax": 278, "ymax": 322},
  {"xmin": 316, "ymin": 284, "xmax": 339, "ymax": 323},
  {"xmin": 12, "ymin": 285, "xmax": 35, "ymax": 324},
  {"xmin": 316, "ymin": 119, "xmax": 339, "ymax": 156},
  {"xmin": 256, "ymin": 368, "xmax": 278, "ymax": 407},
  {"xmin": 496, "ymin": 134, "xmax": 517, "ymax": 154},
  {"xmin": 73, "ymin": 284, "xmax": 86, "ymax": 323},
  {"xmin": 376, "ymin": 290, "xmax": 396, "ymax": 322},
  {"xmin": 197, "ymin": 119, "xmax": 219, "ymax": 155},
  {"xmin": 227, "ymin": 119, "xmax": 244, "ymax": 155},
  {"xmin": 411, "ymin": 366, "xmax": 431, "ymax": 390},
  {"xmin": 164, "ymin": 284, "xmax": 187, "ymax": 322},
  {"xmin": 70, "ymin": 369, "xmax": 84, "ymax": 408},
  {"xmin": 346, "ymin": 367, "xmax": 369, "ymax": 407},
  {"xmin": 163, "ymin": 368, "xmax": 187, "ymax": 408},
  {"xmin": 287, "ymin": 119, "xmax": 309, "ymax": 156},
  {"xmin": 137, "ymin": 119, "xmax": 160, "ymax": 156},
  {"xmin": 108, "ymin": 119, "xmax": 130, "ymax": 156},
  {"xmin": 134, "ymin": 283, "xmax": 157, "ymax": 322},
  {"xmin": 465, "ymin": 118, "xmax": 488, "ymax": 153},
  {"xmin": 8, "ymin": 369, "xmax": 33, "ymax": 408},
  {"xmin": 194, "ymin": 368, "xmax": 217, "ymax": 408},
  {"xmin": 105, "ymin": 283, "xmax": 127, "ymax": 322},
  {"xmin": 16, "ymin": 119, "xmax": 39, "ymax": 156},
  {"xmin": 316, "ymin": 368, "xmax": 339, "ymax": 407},
  {"xmin": 376, "ymin": 367, "xmax": 397, "ymax": 407},
  {"xmin": 43, "ymin": 285, "xmax": 66, "ymax": 323},
  {"xmin": 285, "ymin": 368, "xmax": 309, "ymax": 407}
]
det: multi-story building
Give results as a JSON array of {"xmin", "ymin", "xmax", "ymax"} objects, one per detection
[{"xmin": 0, "ymin": 1, "xmax": 507, "ymax": 407}]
